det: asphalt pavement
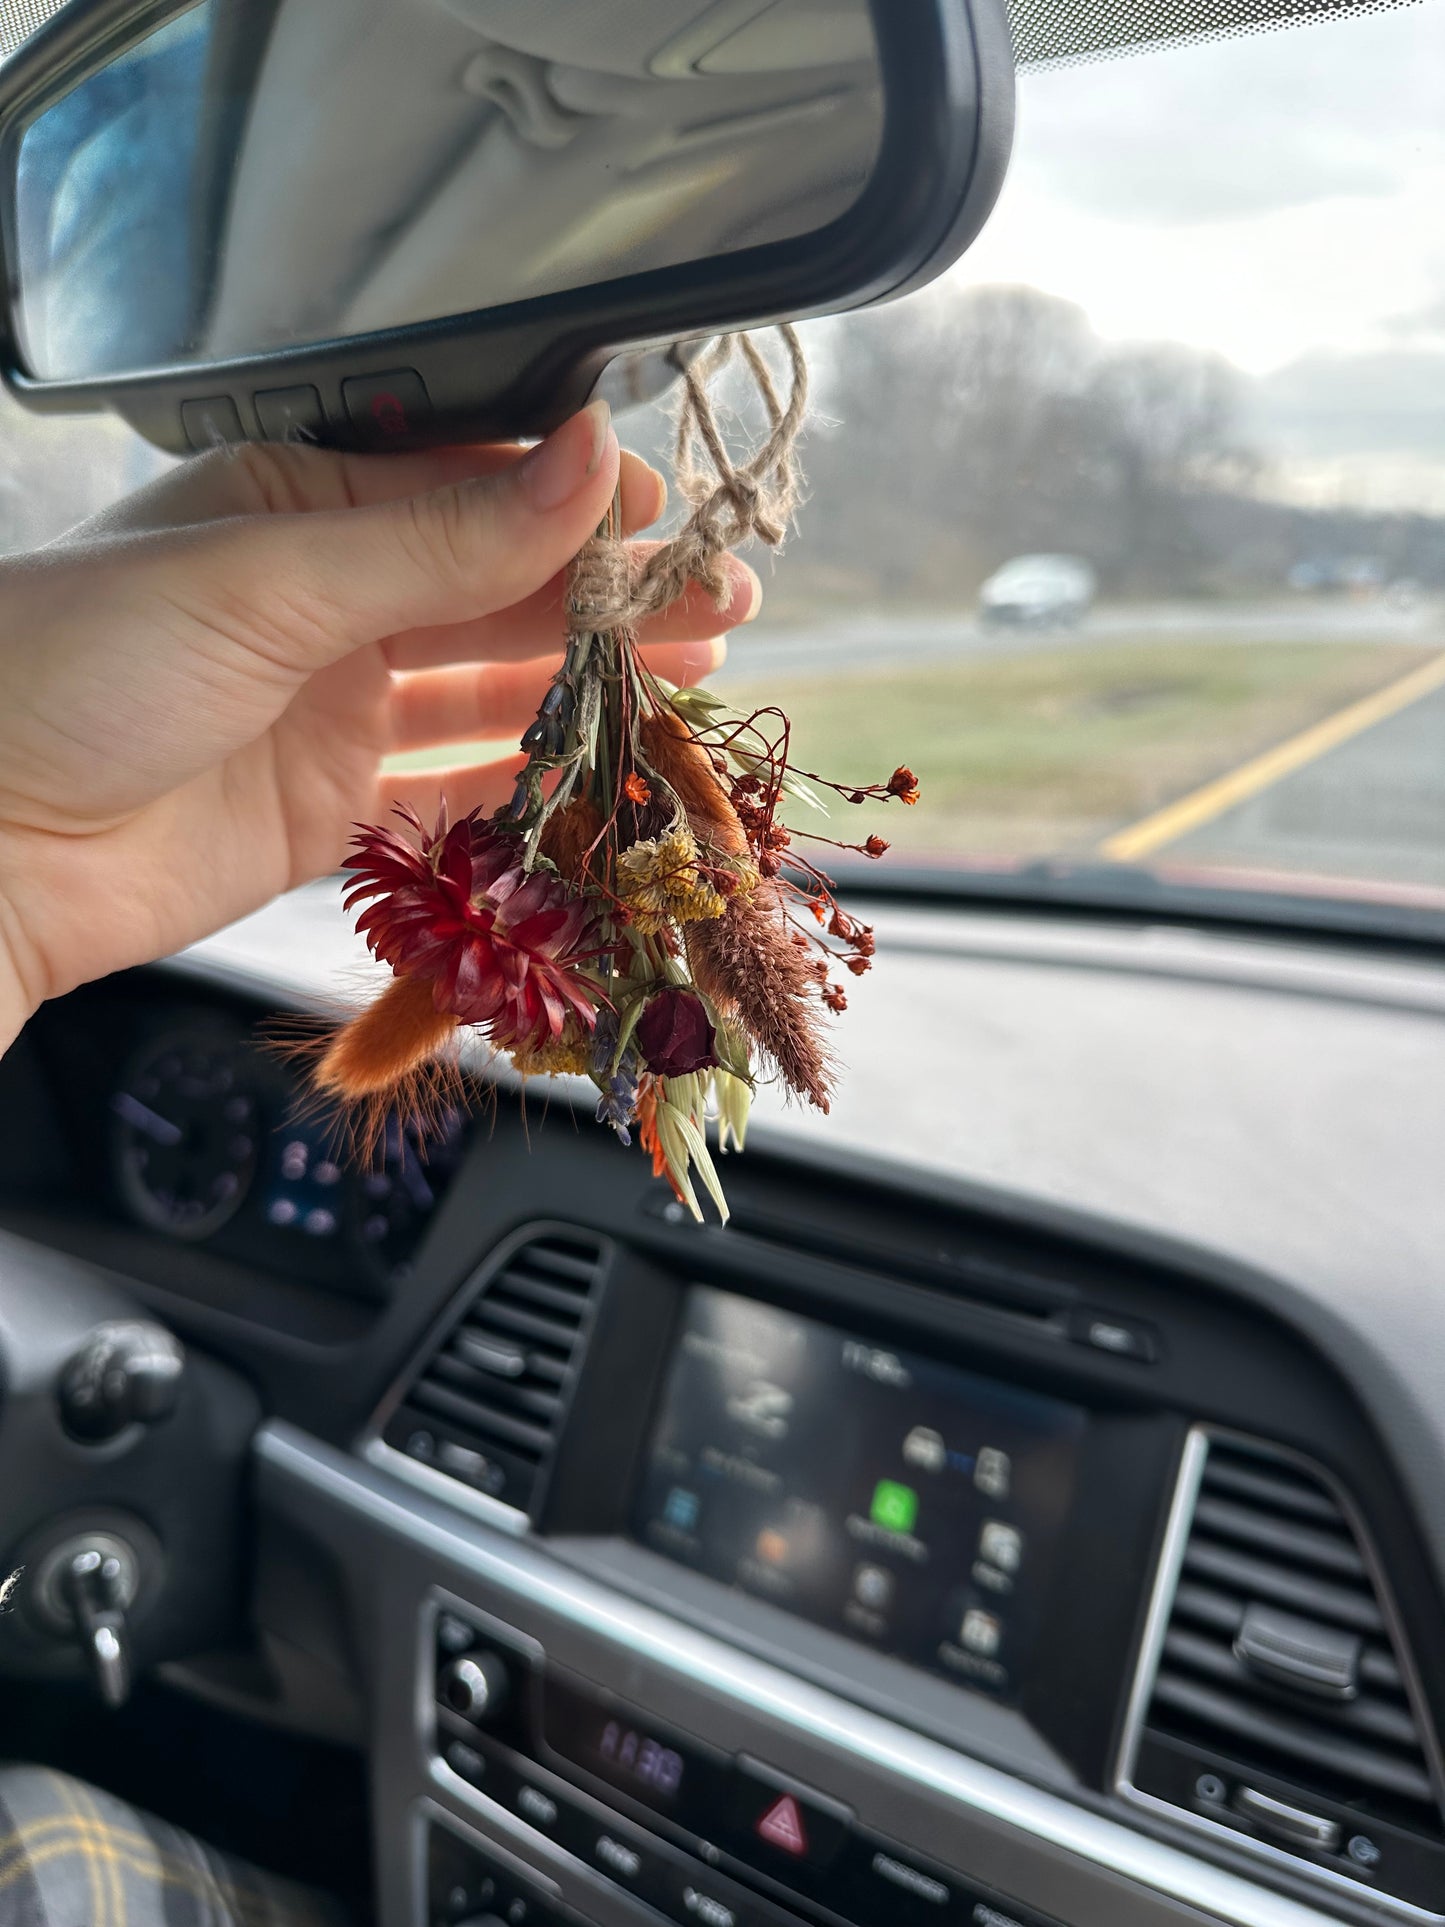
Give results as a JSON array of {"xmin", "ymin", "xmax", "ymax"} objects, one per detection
[
  {"xmin": 722, "ymin": 596, "xmax": 1441, "ymax": 680},
  {"xmin": 1158, "ymin": 679, "xmax": 1445, "ymax": 892}
]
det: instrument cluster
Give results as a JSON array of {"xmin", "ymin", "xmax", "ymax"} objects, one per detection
[
  {"xmin": 104, "ymin": 1018, "xmax": 466, "ymax": 1292},
  {"xmin": 2, "ymin": 983, "xmax": 468, "ymax": 1298}
]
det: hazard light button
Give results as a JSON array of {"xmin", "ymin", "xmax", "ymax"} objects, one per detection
[{"xmin": 724, "ymin": 1757, "xmax": 852, "ymax": 1874}]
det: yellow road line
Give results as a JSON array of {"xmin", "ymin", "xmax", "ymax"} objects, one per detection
[{"xmin": 1099, "ymin": 649, "xmax": 1445, "ymax": 863}]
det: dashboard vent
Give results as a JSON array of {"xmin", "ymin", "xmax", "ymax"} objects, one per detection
[
  {"xmin": 380, "ymin": 1230, "xmax": 606, "ymax": 1516},
  {"xmin": 1127, "ymin": 1435, "xmax": 1445, "ymax": 1911}
]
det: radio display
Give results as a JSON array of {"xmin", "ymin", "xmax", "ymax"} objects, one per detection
[{"xmin": 632, "ymin": 1286, "xmax": 1087, "ymax": 1698}]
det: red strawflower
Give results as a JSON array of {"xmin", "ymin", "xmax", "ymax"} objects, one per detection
[
  {"xmin": 624, "ymin": 772, "xmax": 652, "ymax": 805},
  {"xmin": 863, "ymin": 835, "xmax": 890, "ymax": 858},
  {"xmin": 343, "ymin": 807, "xmax": 598, "ymax": 1049},
  {"xmin": 888, "ymin": 766, "xmax": 921, "ymax": 805}
]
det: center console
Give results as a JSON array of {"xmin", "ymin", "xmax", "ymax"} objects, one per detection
[
  {"xmin": 426, "ymin": 1593, "xmax": 1061, "ymax": 1927},
  {"xmin": 252, "ymin": 1159, "xmax": 1445, "ymax": 1927}
]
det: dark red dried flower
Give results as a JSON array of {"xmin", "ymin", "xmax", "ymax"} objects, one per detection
[
  {"xmin": 823, "ymin": 984, "xmax": 848, "ymax": 1013},
  {"xmin": 888, "ymin": 766, "xmax": 921, "ymax": 805},
  {"xmin": 863, "ymin": 835, "xmax": 890, "ymax": 858},
  {"xmin": 636, "ymin": 988, "xmax": 718, "ymax": 1079},
  {"xmin": 343, "ymin": 807, "xmax": 598, "ymax": 1050}
]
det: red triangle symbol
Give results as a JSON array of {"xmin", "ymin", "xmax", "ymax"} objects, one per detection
[{"xmin": 757, "ymin": 1793, "xmax": 808, "ymax": 1856}]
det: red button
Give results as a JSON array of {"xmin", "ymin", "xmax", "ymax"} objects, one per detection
[
  {"xmin": 756, "ymin": 1794, "xmax": 808, "ymax": 1856},
  {"xmin": 342, "ymin": 370, "xmax": 431, "ymax": 443},
  {"xmin": 726, "ymin": 1757, "xmax": 851, "ymax": 1873}
]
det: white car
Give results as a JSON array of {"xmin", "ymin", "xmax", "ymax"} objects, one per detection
[{"xmin": 979, "ymin": 553, "xmax": 1096, "ymax": 627}]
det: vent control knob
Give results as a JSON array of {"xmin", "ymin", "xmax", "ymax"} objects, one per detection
[
  {"xmin": 1231, "ymin": 1785, "xmax": 1342, "ymax": 1854},
  {"xmin": 440, "ymin": 1652, "xmax": 509, "ymax": 1724}
]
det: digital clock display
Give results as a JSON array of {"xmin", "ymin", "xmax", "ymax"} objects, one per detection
[
  {"xmin": 596, "ymin": 1719, "xmax": 685, "ymax": 1799},
  {"xmin": 542, "ymin": 1673, "xmax": 724, "ymax": 1822}
]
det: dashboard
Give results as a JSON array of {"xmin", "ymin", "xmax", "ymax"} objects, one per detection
[{"xmin": 1, "ymin": 886, "xmax": 1444, "ymax": 1927}]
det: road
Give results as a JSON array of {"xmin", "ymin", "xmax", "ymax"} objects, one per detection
[
  {"xmin": 722, "ymin": 596, "xmax": 1442, "ymax": 681},
  {"xmin": 720, "ymin": 595, "xmax": 1445, "ymax": 898},
  {"xmin": 1153, "ymin": 677, "xmax": 1445, "ymax": 892}
]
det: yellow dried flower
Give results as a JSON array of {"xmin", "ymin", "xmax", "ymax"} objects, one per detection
[
  {"xmin": 508, "ymin": 1034, "xmax": 592, "ymax": 1078},
  {"xmin": 617, "ymin": 831, "xmax": 727, "ymax": 933}
]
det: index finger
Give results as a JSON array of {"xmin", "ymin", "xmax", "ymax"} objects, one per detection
[{"xmin": 73, "ymin": 439, "xmax": 667, "ymax": 540}]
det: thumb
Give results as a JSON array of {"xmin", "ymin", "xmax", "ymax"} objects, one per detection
[{"xmin": 176, "ymin": 400, "xmax": 620, "ymax": 673}]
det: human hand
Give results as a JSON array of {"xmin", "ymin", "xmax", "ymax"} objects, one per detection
[{"xmin": 0, "ymin": 402, "xmax": 762, "ymax": 1047}]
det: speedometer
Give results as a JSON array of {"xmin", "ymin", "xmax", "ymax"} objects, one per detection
[{"xmin": 110, "ymin": 1031, "xmax": 259, "ymax": 1239}]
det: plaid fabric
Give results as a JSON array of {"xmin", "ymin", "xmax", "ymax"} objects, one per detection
[{"xmin": 0, "ymin": 1767, "xmax": 350, "ymax": 1927}]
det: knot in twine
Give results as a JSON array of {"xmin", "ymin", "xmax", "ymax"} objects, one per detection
[{"xmin": 566, "ymin": 323, "xmax": 807, "ymax": 636}]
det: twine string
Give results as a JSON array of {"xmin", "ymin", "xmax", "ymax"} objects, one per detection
[{"xmin": 566, "ymin": 323, "xmax": 807, "ymax": 636}]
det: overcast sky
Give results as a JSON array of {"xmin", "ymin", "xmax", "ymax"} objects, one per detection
[{"xmin": 947, "ymin": 1, "xmax": 1445, "ymax": 508}]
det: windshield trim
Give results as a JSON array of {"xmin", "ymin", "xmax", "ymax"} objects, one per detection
[{"xmin": 831, "ymin": 860, "xmax": 1445, "ymax": 958}]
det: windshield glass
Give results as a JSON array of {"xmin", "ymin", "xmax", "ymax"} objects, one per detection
[
  {"xmin": 3, "ymin": 0, "xmax": 1440, "ymax": 930},
  {"xmin": 713, "ymin": 0, "xmax": 1445, "ymax": 916}
]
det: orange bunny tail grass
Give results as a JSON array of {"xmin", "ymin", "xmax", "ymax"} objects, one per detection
[
  {"xmin": 538, "ymin": 796, "xmax": 604, "ymax": 883},
  {"xmin": 687, "ymin": 885, "xmax": 833, "ymax": 1112},
  {"xmin": 285, "ymin": 975, "xmax": 465, "ymax": 1167},
  {"xmin": 641, "ymin": 708, "xmax": 752, "ymax": 862}
]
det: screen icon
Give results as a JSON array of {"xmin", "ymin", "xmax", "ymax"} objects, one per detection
[
  {"xmin": 852, "ymin": 1564, "xmax": 894, "ymax": 1612},
  {"xmin": 903, "ymin": 1425, "xmax": 946, "ymax": 1473},
  {"xmin": 975, "ymin": 1447, "xmax": 1012, "ymax": 1500},
  {"xmin": 663, "ymin": 1487, "xmax": 700, "ymax": 1532},
  {"xmin": 978, "ymin": 1520, "xmax": 1023, "ymax": 1573},
  {"xmin": 726, "ymin": 1380, "xmax": 793, "ymax": 1439},
  {"xmin": 960, "ymin": 1608, "xmax": 1002, "ymax": 1658},
  {"xmin": 756, "ymin": 1793, "xmax": 808, "ymax": 1856},
  {"xmin": 869, "ymin": 1479, "xmax": 919, "ymax": 1535}
]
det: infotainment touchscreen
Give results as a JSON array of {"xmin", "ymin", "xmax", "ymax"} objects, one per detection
[{"xmin": 633, "ymin": 1286, "xmax": 1087, "ymax": 1698}]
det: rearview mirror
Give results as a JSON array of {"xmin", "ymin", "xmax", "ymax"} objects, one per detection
[{"xmin": 0, "ymin": 0, "xmax": 1013, "ymax": 453}]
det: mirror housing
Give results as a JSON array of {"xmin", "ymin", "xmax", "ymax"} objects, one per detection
[{"xmin": 0, "ymin": 0, "xmax": 1013, "ymax": 454}]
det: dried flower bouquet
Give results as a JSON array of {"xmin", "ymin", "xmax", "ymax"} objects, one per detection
[{"xmin": 310, "ymin": 330, "xmax": 917, "ymax": 1219}]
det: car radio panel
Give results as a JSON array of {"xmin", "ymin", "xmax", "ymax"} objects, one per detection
[{"xmin": 427, "ymin": 1601, "xmax": 1066, "ymax": 1927}]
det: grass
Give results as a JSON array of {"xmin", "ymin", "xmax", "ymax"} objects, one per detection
[
  {"xmin": 711, "ymin": 638, "xmax": 1439, "ymax": 858},
  {"xmin": 382, "ymin": 633, "xmax": 1439, "ymax": 863}
]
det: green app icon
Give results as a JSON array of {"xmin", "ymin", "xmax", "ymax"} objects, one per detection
[{"xmin": 870, "ymin": 1479, "xmax": 919, "ymax": 1534}]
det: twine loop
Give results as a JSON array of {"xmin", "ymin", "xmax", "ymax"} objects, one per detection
[{"xmin": 566, "ymin": 323, "xmax": 807, "ymax": 636}]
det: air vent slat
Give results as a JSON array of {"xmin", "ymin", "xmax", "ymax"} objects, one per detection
[
  {"xmin": 410, "ymin": 1378, "xmax": 554, "ymax": 1458},
  {"xmin": 1200, "ymin": 1458, "xmax": 1342, "ymax": 1525},
  {"xmin": 1160, "ymin": 1629, "xmax": 1423, "ymax": 1750},
  {"xmin": 506, "ymin": 1242, "xmax": 601, "ymax": 1284},
  {"xmin": 1151, "ymin": 1671, "xmax": 1435, "ymax": 1805},
  {"xmin": 429, "ymin": 1352, "xmax": 564, "ymax": 1424},
  {"xmin": 1171, "ymin": 1579, "xmax": 1244, "ymax": 1636},
  {"xmin": 469, "ymin": 1298, "xmax": 585, "ymax": 1352},
  {"xmin": 1181, "ymin": 1539, "xmax": 1383, "ymax": 1634},
  {"xmin": 1192, "ymin": 1495, "xmax": 1365, "ymax": 1581},
  {"xmin": 381, "ymin": 1232, "xmax": 606, "ymax": 1514},
  {"xmin": 487, "ymin": 1268, "xmax": 594, "ymax": 1316},
  {"xmin": 1134, "ymin": 1436, "xmax": 1444, "ymax": 1882}
]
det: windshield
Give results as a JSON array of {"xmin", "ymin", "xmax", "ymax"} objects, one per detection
[
  {"xmin": 715, "ymin": 0, "xmax": 1445, "ymax": 919},
  {"xmin": 2, "ymin": 0, "xmax": 1441, "ymax": 930}
]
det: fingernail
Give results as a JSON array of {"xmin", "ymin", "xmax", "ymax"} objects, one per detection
[
  {"xmin": 521, "ymin": 400, "xmax": 614, "ymax": 510},
  {"xmin": 725, "ymin": 560, "xmax": 763, "ymax": 624},
  {"xmin": 645, "ymin": 463, "xmax": 668, "ymax": 523},
  {"xmin": 682, "ymin": 638, "xmax": 728, "ymax": 679}
]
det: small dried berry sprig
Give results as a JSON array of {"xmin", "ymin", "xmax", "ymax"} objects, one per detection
[{"xmin": 309, "ymin": 329, "xmax": 919, "ymax": 1219}]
